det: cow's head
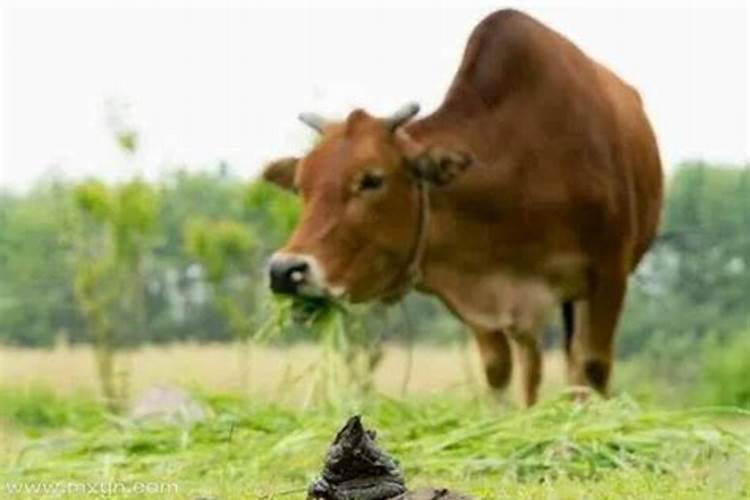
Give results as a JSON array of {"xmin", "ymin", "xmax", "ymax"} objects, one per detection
[{"xmin": 263, "ymin": 104, "xmax": 471, "ymax": 303}]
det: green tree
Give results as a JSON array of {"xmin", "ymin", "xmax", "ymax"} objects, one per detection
[
  {"xmin": 71, "ymin": 179, "xmax": 159, "ymax": 411},
  {"xmin": 0, "ymin": 181, "xmax": 80, "ymax": 346},
  {"xmin": 619, "ymin": 162, "xmax": 750, "ymax": 355},
  {"xmin": 184, "ymin": 217, "xmax": 258, "ymax": 388}
]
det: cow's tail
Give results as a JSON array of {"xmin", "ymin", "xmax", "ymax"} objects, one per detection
[{"xmin": 562, "ymin": 301, "xmax": 575, "ymax": 356}]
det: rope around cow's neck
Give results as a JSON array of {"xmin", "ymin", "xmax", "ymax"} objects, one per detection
[{"xmin": 399, "ymin": 178, "xmax": 431, "ymax": 293}]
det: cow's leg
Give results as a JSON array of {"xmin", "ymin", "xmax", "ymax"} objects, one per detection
[
  {"xmin": 509, "ymin": 330, "xmax": 543, "ymax": 407},
  {"xmin": 472, "ymin": 328, "xmax": 513, "ymax": 390},
  {"xmin": 568, "ymin": 272, "xmax": 627, "ymax": 395},
  {"xmin": 566, "ymin": 300, "xmax": 598, "ymax": 399}
]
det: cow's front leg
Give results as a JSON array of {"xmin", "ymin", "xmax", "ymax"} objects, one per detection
[
  {"xmin": 508, "ymin": 329, "xmax": 543, "ymax": 407},
  {"xmin": 472, "ymin": 328, "xmax": 513, "ymax": 391}
]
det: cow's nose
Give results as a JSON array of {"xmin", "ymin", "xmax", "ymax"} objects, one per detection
[{"xmin": 268, "ymin": 256, "xmax": 310, "ymax": 295}]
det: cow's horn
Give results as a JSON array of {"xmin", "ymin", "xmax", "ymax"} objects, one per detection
[
  {"xmin": 298, "ymin": 112, "xmax": 329, "ymax": 134},
  {"xmin": 385, "ymin": 102, "xmax": 420, "ymax": 131}
]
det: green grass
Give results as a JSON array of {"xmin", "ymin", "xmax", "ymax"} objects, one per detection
[
  {"xmin": 1, "ymin": 386, "xmax": 749, "ymax": 499},
  {"xmin": 0, "ymin": 385, "xmax": 103, "ymax": 434}
]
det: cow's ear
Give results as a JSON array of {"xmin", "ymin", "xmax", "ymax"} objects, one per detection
[
  {"xmin": 395, "ymin": 129, "xmax": 472, "ymax": 186},
  {"xmin": 409, "ymin": 147, "xmax": 473, "ymax": 186},
  {"xmin": 262, "ymin": 157, "xmax": 298, "ymax": 192}
]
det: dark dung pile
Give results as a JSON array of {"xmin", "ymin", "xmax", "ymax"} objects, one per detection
[{"xmin": 308, "ymin": 416, "xmax": 473, "ymax": 500}]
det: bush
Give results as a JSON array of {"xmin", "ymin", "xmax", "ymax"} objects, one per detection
[
  {"xmin": 697, "ymin": 330, "xmax": 750, "ymax": 407},
  {"xmin": 0, "ymin": 385, "xmax": 103, "ymax": 433},
  {"xmin": 614, "ymin": 328, "xmax": 750, "ymax": 408}
]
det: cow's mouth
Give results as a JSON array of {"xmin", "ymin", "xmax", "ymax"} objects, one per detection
[
  {"xmin": 289, "ymin": 295, "xmax": 334, "ymax": 324},
  {"xmin": 287, "ymin": 280, "xmax": 401, "ymax": 324}
]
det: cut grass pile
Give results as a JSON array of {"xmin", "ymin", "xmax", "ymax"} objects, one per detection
[{"xmin": 1, "ymin": 386, "xmax": 749, "ymax": 499}]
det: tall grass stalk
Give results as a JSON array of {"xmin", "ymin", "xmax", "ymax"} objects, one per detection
[{"xmin": 254, "ymin": 297, "xmax": 382, "ymax": 409}]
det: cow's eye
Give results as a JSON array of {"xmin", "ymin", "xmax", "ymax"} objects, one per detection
[{"xmin": 358, "ymin": 172, "xmax": 384, "ymax": 192}]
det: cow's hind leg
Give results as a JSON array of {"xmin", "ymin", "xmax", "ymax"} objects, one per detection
[
  {"xmin": 510, "ymin": 332, "xmax": 543, "ymax": 407},
  {"xmin": 568, "ymin": 272, "xmax": 627, "ymax": 396},
  {"xmin": 473, "ymin": 328, "xmax": 513, "ymax": 390}
]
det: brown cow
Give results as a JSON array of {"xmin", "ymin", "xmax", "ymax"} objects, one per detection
[{"xmin": 262, "ymin": 9, "xmax": 663, "ymax": 406}]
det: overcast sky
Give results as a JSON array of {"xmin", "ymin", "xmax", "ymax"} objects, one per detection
[{"xmin": 1, "ymin": 0, "xmax": 748, "ymax": 190}]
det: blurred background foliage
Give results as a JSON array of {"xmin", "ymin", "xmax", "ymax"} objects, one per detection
[
  {"xmin": 2, "ymin": 162, "xmax": 747, "ymax": 347},
  {"xmin": 0, "ymin": 161, "xmax": 748, "ymax": 404}
]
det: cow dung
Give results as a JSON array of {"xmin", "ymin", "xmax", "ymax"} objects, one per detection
[{"xmin": 308, "ymin": 416, "xmax": 474, "ymax": 500}]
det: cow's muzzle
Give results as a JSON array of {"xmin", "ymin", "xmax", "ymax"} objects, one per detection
[
  {"xmin": 268, "ymin": 252, "xmax": 336, "ymax": 298},
  {"xmin": 268, "ymin": 255, "xmax": 310, "ymax": 295}
]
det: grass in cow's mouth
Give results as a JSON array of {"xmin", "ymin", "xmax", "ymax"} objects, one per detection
[
  {"xmin": 290, "ymin": 295, "xmax": 337, "ymax": 324},
  {"xmin": 255, "ymin": 295, "xmax": 340, "ymax": 341},
  {"xmin": 254, "ymin": 295, "xmax": 377, "ymax": 406}
]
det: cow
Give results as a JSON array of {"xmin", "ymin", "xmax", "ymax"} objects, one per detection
[{"xmin": 261, "ymin": 9, "xmax": 663, "ymax": 406}]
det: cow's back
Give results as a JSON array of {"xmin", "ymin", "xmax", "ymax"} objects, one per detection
[
  {"xmin": 409, "ymin": 9, "xmax": 663, "ymax": 275},
  {"xmin": 592, "ymin": 62, "xmax": 663, "ymax": 269}
]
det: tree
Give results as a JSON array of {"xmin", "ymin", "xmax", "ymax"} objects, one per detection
[
  {"xmin": 0, "ymin": 181, "xmax": 80, "ymax": 346},
  {"xmin": 619, "ymin": 162, "xmax": 750, "ymax": 355},
  {"xmin": 71, "ymin": 179, "xmax": 159, "ymax": 412},
  {"xmin": 184, "ymin": 217, "xmax": 258, "ymax": 389}
]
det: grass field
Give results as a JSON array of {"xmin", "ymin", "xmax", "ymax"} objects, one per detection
[
  {"xmin": 0, "ymin": 341, "xmax": 574, "ymax": 402},
  {"xmin": 1, "ymin": 343, "xmax": 749, "ymax": 499}
]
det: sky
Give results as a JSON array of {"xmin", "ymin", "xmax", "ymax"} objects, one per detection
[{"xmin": 0, "ymin": 0, "xmax": 748, "ymax": 190}]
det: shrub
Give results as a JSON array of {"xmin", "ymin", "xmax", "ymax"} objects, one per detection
[{"xmin": 697, "ymin": 329, "xmax": 750, "ymax": 407}]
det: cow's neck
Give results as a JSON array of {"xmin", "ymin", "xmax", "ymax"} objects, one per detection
[
  {"xmin": 413, "ymin": 185, "xmax": 579, "ymax": 331},
  {"xmin": 393, "ymin": 176, "xmax": 431, "ymax": 296},
  {"xmin": 405, "ymin": 117, "xmax": 549, "ymax": 329}
]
